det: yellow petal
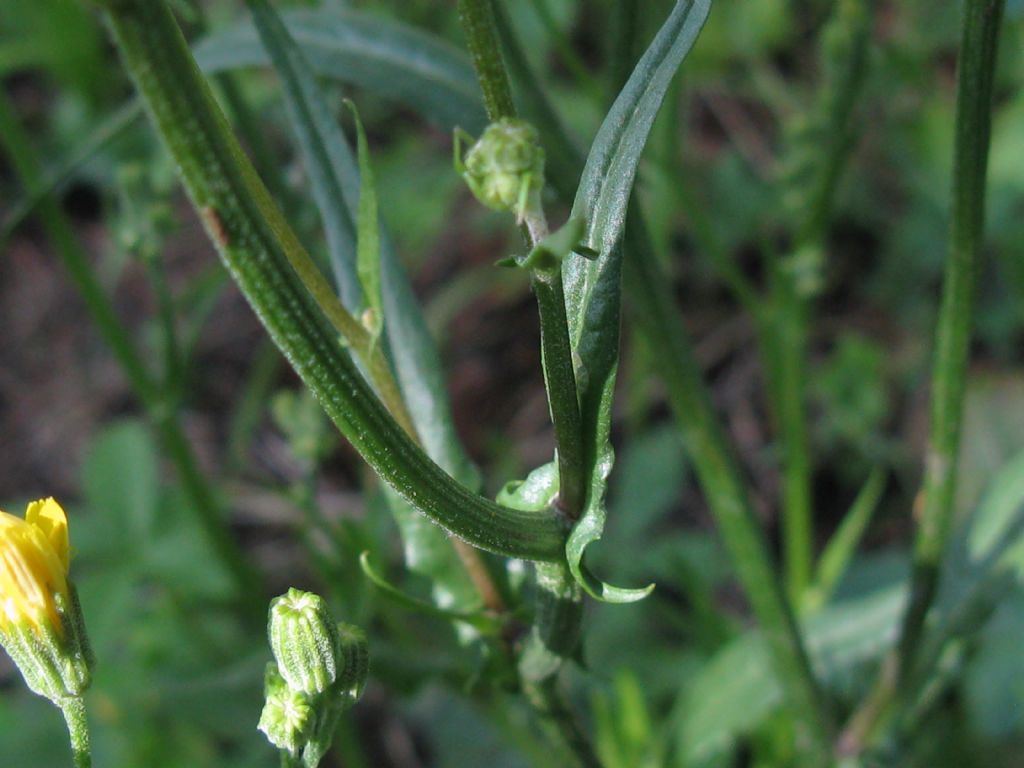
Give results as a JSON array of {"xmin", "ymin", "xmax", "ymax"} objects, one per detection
[{"xmin": 25, "ymin": 497, "xmax": 70, "ymax": 573}]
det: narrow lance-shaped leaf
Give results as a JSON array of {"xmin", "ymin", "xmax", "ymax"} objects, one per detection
[
  {"xmin": 569, "ymin": 0, "xmax": 711, "ymax": 259},
  {"xmin": 345, "ymin": 101, "xmax": 383, "ymax": 343},
  {"xmin": 245, "ymin": 0, "xmax": 360, "ymax": 309},
  {"xmin": 240, "ymin": 2, "xmax": 478, "ymax": 486},
  {"xmin": 562, "ymin": 0, "xmax": 711, "ymax": 601},
  {"xmin": 94, "ymin": 0, "xmax": 566, "ymax": 561},
  {"xmin": 194, "ymin": 9, "xmax": 487, "ymax": 134},
  {"xmin": 243, "ymin": 0, "xmax": 486, "ymax": 608}
]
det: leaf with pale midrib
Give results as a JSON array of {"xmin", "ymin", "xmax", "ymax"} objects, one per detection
[{"xmin": 562, "ymin": 0, "xmax": 712, "ymax": 602}]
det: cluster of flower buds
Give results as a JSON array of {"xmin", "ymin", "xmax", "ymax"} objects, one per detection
[
  {"xmin": 457, "ymin": 118, "xmax": 546, "ymax": 222},
  {"xmin": 0, "ymin": 498, "xmax": 93, "ymax": 706},
  {"xmin": 258, "ymin": 588, "xmax": 368, "ymax": 766}
]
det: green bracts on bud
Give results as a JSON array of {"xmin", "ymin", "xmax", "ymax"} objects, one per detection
[
  {"xmin": 457, "ymin": 118, "xmax": 545, "ymax": 219},
  {"xmin": 261, "ymin": 589, "xmax": 370, "ymax": 767},
  {"xmin": 0, "ymin": 587, "xmax": 93, "ymax": 704},
  {"xmin": 269, "ymin": 588, "xmax": 341, "ymax": 696},
  {"xmin": 335, "ymin": 622, "xmax": 369, "ymax": 701},
  {"xmin": 258, "ymin": 664, "xmax": 312, "ymax": 754}
]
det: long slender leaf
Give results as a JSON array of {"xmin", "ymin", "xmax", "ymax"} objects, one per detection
[
  {"xmin": 562, "ymin": 0, "xmax": 711, "ymax": 602},
  {"xmin": 569, "ymin": 0, "xmax": 711, "ymax": 259},
  {"xmin": 491, "ymin": 5, "xmax": 833, "ymax": 756},
  {"xmin": 96, "ymin": 0, "xmax": 566, "ymax": 561},
  {"xmin": 244, "ymin": 0, "xmax": 487, "ymax": 611},
  {"xmin": 241, "ymin": 1, "xmax": 478, "ymax": 488},
  {"xmin": 194, "ymin": 9, "xmax": 487, "ymax": 134},
  {"xmin": 805, "ymin": 467, "xmax": 887, "ymax": 612},
  {"xmin": 245, "ymin": 0, "xmax": 361, "ymax": 309},
  {"xmin": 346, "ymin": 100, "xmax": 383, "ymax": 341}
]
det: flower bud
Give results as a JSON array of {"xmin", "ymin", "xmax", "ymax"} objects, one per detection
[
  {"xmin": 460, "ymin": 119, "xmax": 545, "ymax": 217},
  {"xmin": 258, "ymin": 664, "xmax": 312, "ymax": 754},
  {"xmin": 0, "ymin": 498, "xmax": 93, "ymax": 704},
  {"xmin": 268, "ymin": 588, "xmax": 341, "ymax": 696}
]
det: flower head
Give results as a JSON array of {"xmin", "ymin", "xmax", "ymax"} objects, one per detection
[
  {"xmin": 0, "ymin": 497, "xmax": 91, "ymax": 703},
  {"xmin": 0, "ymin": 497, "xmax": 71, "ymax": 637}
]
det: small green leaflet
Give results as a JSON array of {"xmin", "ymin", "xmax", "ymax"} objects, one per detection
[{"xmin": 345, "ymin": 100, "xmax": 384, "ymax": 343}]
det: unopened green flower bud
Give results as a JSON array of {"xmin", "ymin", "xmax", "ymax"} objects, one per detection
[
  {"xmin": 258, "ymin": 664, "xmax": 312, "ymax": 754},
  {"xmin": 459, "ymin": 119, "xmax": 545, "ymax": 218},
  {"xmin": 268, "ymin": 588, "xmax": 341, "ymax": 696}
]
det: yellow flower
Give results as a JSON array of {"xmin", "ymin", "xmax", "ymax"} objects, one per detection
[{"xmin": 0, "ymin": 497, "xmax": 71, "ymax": 637}]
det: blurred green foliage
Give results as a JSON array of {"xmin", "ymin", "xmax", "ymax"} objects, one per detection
[{"xmin": 2, "ymin": 0, "xmax": 1024, "ymax": 766}]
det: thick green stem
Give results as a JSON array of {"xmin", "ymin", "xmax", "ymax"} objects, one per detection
[
  {"xmin": 0, "ymin": 90, "xmax": 260, "ymax": 607},
  {"xmin": 60, "ymin": 697, "xmax": 91, "ymax": 768},
  {"xmin": 93, "ymin": 0, "xmax": 565, "ymax": 562},
  {"xmin": 839, "ymin": 0, "xmax": 1005, "ymax": 755},
  {"xmin": 896, "ymin": 0, "xmax": 1005, "ymax": 686}
]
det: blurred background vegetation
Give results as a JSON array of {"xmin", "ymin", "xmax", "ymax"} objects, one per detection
[{"xmin": 1, "ymin": 0, "xmax": 1023, "ymax": 765}]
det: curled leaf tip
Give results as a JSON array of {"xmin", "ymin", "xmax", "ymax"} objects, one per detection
[
  {"xmin": 571, "ymin": 555, "xmax": 654, "ymax": 604},
  {"xmin": 565, "ymin": 511, "xmax": 654, "ymax": 604}
]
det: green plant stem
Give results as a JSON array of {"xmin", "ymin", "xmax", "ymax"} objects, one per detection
[
  {"xmin": 59, "ymin": 697, "xmax": 91, "ymax": 768},
  {"xmin": 457, "ymin": 0, "xmax": 517, "ymax": 122},
  {"xmin": 772, "ymin": 0, "xmax": 874, "ymax": 604},
  {"xmin": 240, "ymin": 0, "xmax": 509, "ymax": 614},
  {"xmin": 623, "ymin": 216, "xmax": 834, "ymax": 765},
  {"xmin": 491, "ymin": 12, "xmax": 833, "ymax": 761},
  {"xmin": 774, "ymin": 286, "xmax": 813, "ymax": 602},
  {"xmin": 523, "ymin": 677, "xmax": 602, "ymax": 768},
  {"xmin": 93, "ymin": 0, "xmax": 565, "ymax": 562},
  {"xmin": 457, "ymin": 3, "xmax": 595, "ymax": 764},
  {"xmin": 838, "ymin": 0, "xmax": 1005, "ymax": 755},
  {"xmin": 457, "ymin": 0, "xmax": 585, "ymax": 521},
  {"xmin": 896, "ymin": 0, "xmax": 1005, "ymax": 693},
  {"xmin": 184, "ymin": 2, "xmax": 291, "ymax": 210},
  {"xmin": 0, "ymin": 90, "xmax": 260, "ymax": 609}
]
